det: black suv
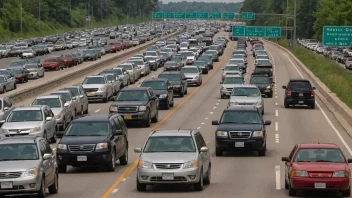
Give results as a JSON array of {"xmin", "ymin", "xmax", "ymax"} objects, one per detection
[
  {"xmin": 253, "ymin": 66, "xmax": 273, "ymax": 78},
  {"xmin": 158, "ymin": 71, "xmax": 188, "ymax": 97},
  {"xmin": 140, "ymin": 78, "xmax": 174, "ymax": 109},
  {"xmin": 250, "ymin": 73, "xmax": 275, "ymax": 98},
  {"xmin": 109, "ymin": 87, "xmax": 159, "ymax": 127},
  {"xmin": 56, "ymin": 114, "xmax": 128, "ymax": 173},
  {"xmin": 212, "ymin": 106, "xmax": 271, "ymax": 156},
  {"xmin": 282, "ymin": 79, "xmax": 316, "ymax": 109}
]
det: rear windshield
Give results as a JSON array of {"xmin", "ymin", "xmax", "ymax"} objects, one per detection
[{"xmin": 288, "ymin": 81, "xmax": 312, "ymax": 90}]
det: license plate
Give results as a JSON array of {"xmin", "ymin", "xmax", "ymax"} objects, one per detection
[
  {"xmin": 77, "ymin": 156, "xmax": 87, "ymax": 161},
  {"xmin": 298, "ymin": 101, "xmax": 304, "ymax": 104},
  {"xmin": 87, "ymin": 92, "xmax": 94, "ymax": 97},
  {"xmin": 225, "ymin": 93, "xmax": 230, "ymax": 95},
  {"xmin": 264, "ymin": 90, "xmax": 270, "ymax": 92},
  {"xmin": 235, "ymin": 142, "xmax": 244, "ymax": 147},
  {"xmin": 124, "ymin": 115, "xmax": 132, "ymax": 120},
  {"xmin": 299, "ymin": 93, "xmax": 303, "ymax": 96},
  {"xmin": 1, "ymin": 182, "xmax": 13, "ymax": 189},
  {"xmin": 162, "ymin": 173, "xmax": 174, "ymax": 180},
  {"xmin": 314, "ymin": 182, "xmax": 326, "ymax": 189}
]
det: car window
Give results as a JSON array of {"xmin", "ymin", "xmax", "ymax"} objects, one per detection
[
  {"xmin": 116, "ymin": 91, "xmax": 148, "ymax": 101},
  {"xmin": 251, "ymin": 76, "xmax": 271, "ymax": 84},
  {"xmin": 40, "ymin": 139, "xmax": 52, "ymax": 154},
  {"xmin": 32, "ymin": 98, "xmax": 61, "ymax": 108},
  {"xmin": 8, "ymin": 110, "xmax": 43, "ymax": 122},
  {"xmin": 112, "ymin": 117, "xmax": 121, "ymax": 130},
  {"xmin": 223, "ymin": 77, "xmax": 244, "ymax": 84},
  {"xmin": 294, "ymin": 148, "xmax": 345, "ymax": 163},
  {"xmin": 288, "ymin": 81, "xmax": 312, "ymax": 90},
  {"xmin": 194, "ymin": 133, "xmax": 202, "ymax": 150},
  {"xmin": 232, "ymin": 88, "xmax": 260, "ymax": 97},
  {"xmin": 144, "ymin": 136, "xmax": 196, "ymax": 153},
  {"xmin": 197, "ymin": 133, "xmax": 206, "ymax": 148},
  {"xmin": 109, "ymin": 119, "xmax": 116, "ymax": 132},
  {"xmin": 289, "ymin": 145, "xmax": 298, "ymax": 160},
  {"xmin": 0, "ymin": 143, "xmax": 39, "ymax": 161},
  {"xmin": 44, "ymin": 108, "xmax": 51, "ymax": 118},
  {"xmin": 65, "ymin": 122, "xmax": 110, "ymax": 136},
  {"xmin": 3, "ymin": 99, "xmax": 11, "ymax": 108},
  {"xmin": 83, "ymin": 77, "xmax": 106, "ymax": 84},
  {"xmin": 117, "ymin": 116, "xmax": 127, "ymax": 131},
  {"xmin": 38, "ymin": 141, "xmax": 46, "ymax": 156},
  {"xmin": 220, "ymin": 111, "xmax": 261, "ymax": 124},
  {"xmin": 140, "ymin": 81, "xmax": 167, "ymax": 90}
]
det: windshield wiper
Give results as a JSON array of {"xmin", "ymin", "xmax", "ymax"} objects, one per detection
[
  {"xmin": 315, "ymin": 160, "xmax": 336, "ymax": 162},
  {"xmin": 296, "ymin": 160, "xmax": 311, "ymax": 162}
]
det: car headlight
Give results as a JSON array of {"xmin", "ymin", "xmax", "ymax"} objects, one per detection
[
  {"xmin": 110, "ymin": 106, "xmax": 118, "ymax": 112},
  {"xmin": 30, "ymin": 127, "xmax": 41, "ymax": 133},
  {"xmin": 252, "ymin": 131, "xmax": 264, "ymax": 137},
  {"xmin": 266, "ymin": 85, "xmax": 271, "ymax": 89},
  {"xmin": 183, "ymin": 160, "xmax": 198, "ymax": 169},
  {"xmin": 332, "ymin": 171, "xmax": 349, "ymax": 177},
  {"xmin": 193, "ymin": 76, "xmax": 199, "ymax": 79},
  {"xmin": 222, "ymin": 73, "xmax": 226, "ymax": 76},
  {"xmin": 256, "ymin": 100, "xmax": 262, "ymax": 105},
  {"xmin": 96, "ymin": 143, "xmax": 108, "ymax": 150},
  {"xmin": 174, "ymin": 85, "xmax": 181, "ymax": 87},
  {"xmin": 216, "ymin": 131, "xmax": 228, "ymax": 137},
  {"xmin": 291, "ymin": 170, "xmax": 308, "ymax": 177},
  {"xmin": 54, "ymin": 114, "xmax": 62, "ymax": 119},
  {"xmin": 138, "ymin": 160, "xmax": 153, "ymax": 169},
  {"xmin": 57, "ymin": 144, "xmax": 67, "ymax": 150},
  {"xmin": 159, "ymin": 94, "xmax": 168, "ymax": 99},
  {"xmin": 221, "ymin": 86, "xmax": 226, "ymax": 90},
  {"xmin": 98, "ymin": 86, "xmax": 107, "ymax": 91},
  {"xmin": 24, "ymin": 168, "xmax": 38, "ymax": 177},
  {"xmin": 139, "ymin": 106, "xmax": 147, "ymax": 111}
]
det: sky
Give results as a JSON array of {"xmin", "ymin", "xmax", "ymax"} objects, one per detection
[{"xmin": 160, "ymin": 0, "xmax": 244, "ymax": 3}]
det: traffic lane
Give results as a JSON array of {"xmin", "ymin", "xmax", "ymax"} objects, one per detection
[{"xmin": 266, "ymin": 43, "xmax": 352, "ymax": 197}]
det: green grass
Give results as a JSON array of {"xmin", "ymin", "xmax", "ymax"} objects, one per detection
[{"xmin": 271, "ymin": 39, "xmax": 352, "ymax": 108}]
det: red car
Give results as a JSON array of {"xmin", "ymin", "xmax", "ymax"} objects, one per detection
[
  {"xmin": 61, "ymin": 54, "xmax": 76, "ymax": 68},
  {"xmin": 108, "ymin": 42, "xmax": 122, "ymax": 53},
  {"xmin": 42, "ymin": 57, "xmax": 64, "ymax": 71},
  {"xmin": 282, "ymin": 143, "xmax": 352, "ymax": 197}
]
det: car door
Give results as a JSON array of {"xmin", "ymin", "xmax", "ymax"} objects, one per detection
[
  {"xmin": 78, "ymin": 86, "xmax": 88, "ymax": 111},
  {"xmin": 38, "ymin": 140, "xmax": 51, "ymax": 185},
  {"xmin": 43, "ymin": 107, "xmax": 55, "ymax": 137},
  {"xmin": 3, "ymin": 99, "xmax": 14, "ymax": 120},
  {"xmin": 41, "ymin": 139, "xmax": 55, "ymax": 183},
  {"xmin": 166, "ymin": 81, "xmax": 173, "ymax": 104},
  {"xmin": 285, "ymin": 145, "xmax": 298, "ymax": 182},
  {"xmin": 148, "ymin": 89, "xmax": 157, "ymax": 116},
  {"xmin": 112, "ymin": 117, "xmax": 125, "ymax": 158},
  {"xmin": 194, "ymin": 132, "xmax": 208, "ymax": 176}
]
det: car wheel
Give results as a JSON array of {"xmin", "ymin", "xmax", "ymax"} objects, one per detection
[
  {"xmin": 58, "ymin": 165, "xmax": 67, "ymax": 173},
  {"xmin": 43, "ymin": 131, "xmax": 48, "ymax": 141},
  {"xmin": 194, "ymin": 169, "xmax": 204, "ymax": 191},
  {"xmin": 14, "ymin": 83, "xmax": 17, "ymax": 89},
  {"xmin": 60, "ymin": 118, "xmax": 66, "ymax": 131},
  {"xmin": 170, "ymin": 98, "xmax": 174, "ymax": 107},
  {"xmin": 151, "ymin": 110, "xmax": 158, "ymax": 123},
  {"xmin": 50, "ymin": 128, "xmax": 57, "ymax": 143},
  {"xmin": 1, "ymin": 87, "xmax": 6, "ymax": 94},
  {"xmin": 80, "ymin": 106, "xmax": 84, "ymax": 115},
  {"xmin": 103, "ymin": 95, "xmax": 108, "ymax": 103},
  {"xmin": 288, "ymin": 183, "xmax": 296, "ymax": 196},
  {"xmin": 136, "ymin": 177, "xmax": 147, "ymax": 192},
  {"xmin": 268, "ymin": 92, "xmax": 273, "ymax": 98},
  {"xmin": 119, "ymin": 145, "xmax": 128, "ymax": 165},
  {"xmin": 106, "ymin": 149, "xmax": 116, "ymax": 172},
  {"xmin": 258, "ymin": 144, "xmax": 266, "ymax": 156},
  {"xmin": 179, "ymin": 88, "xmax": 185, "ymax": 97},
  {"xmin": 203, "ymin": 165, "xmax": 211, "ymax": 185},
  {"xmin": 311, "ymin": 102, "xmax": 315, "ymax": 109},
  {"xmin": 285, "ymin": 178, "xmax": 289, "ymax": 189},
  {"xmin": 284, "ymin": 101, "xmax": 289, "ymax": 108},
  {"xmin": 184, "ymin": 87, "xmax": 188, "ymax": 94},
  {"xmin": 165, "ymin": 100, "xmax": 170, "ymax": 110},
  {"xmin": 341, "ymin": 187, "xmax": 351, "ymax": 197},
  {"xmin": 144, "ymin": 112, "xmax": 151, "ymax": 127},
  {"xmin": 215, "ymin": 147, "xmax": 222, "ymax": 156},
  {"xmin": 37, "ymin": 178, "xmax": 46, "ymax": 198},
  {"xmin": 48, "ymin": 172, "xmax": 59, "ymax": 194}
]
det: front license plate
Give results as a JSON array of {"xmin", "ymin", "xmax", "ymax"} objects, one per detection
[
  {"xmin": 235, "ymin": 142, "xmax": 245, "ymax": 147},
  {"xmin": 264, "ymin": 90, "xmax": 270, "ymax": 92},
  {"xmin": 77, "ymin": 156, "xmax": 87, "ymax": 161},
  {"xmin": 299, "ymin": 93, "xmax": 304, "ymax": 96},
  {"xmin": 1, "ymin": 182, "xmax": 13, "ymax": 189},
  {"xmin": 162, "ymin": 173, "xmax": 174, "ymax": 180},
  {"xmin": 87, "ymin": 92, "xmax": 94, "ymax": 97},
  {"xmin": 298, "ymin": 101, "xmax": 304, "ymax": 104},
  {"xmin": 124, "ymin": 115, "xmax": 132, "ymax": 120},
  {"xmin": 314, "ymin": 183, "xmax": 326, "ymax": 189}
]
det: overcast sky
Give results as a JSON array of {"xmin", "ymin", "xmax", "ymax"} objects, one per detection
[{"xmin": 160, "ymin": 0, "xmax": 243, "ymax": 3}]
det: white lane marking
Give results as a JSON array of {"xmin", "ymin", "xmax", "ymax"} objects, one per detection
[
  {"xmin": 213, "ymin": 107, "xmax": 217, "ymax": 109},
  {"xmin": 275, "ymin": 166, "xmax": 281, "ymax": 190},
  {"xmin": 283, "ymin": 52, "xmax": 352, "ymax": 156},
  {"xmin": 216, "ymin": 103, "xmax": 219, "ymax": 105},
  {"xmin": 275, "ymin": 134, "xmax": 279, "ymax": 143},
  {"xmin": 111, "ymin": 188, "xmax": 119, "ymax": 194},
  {"xmin": 275, "ymin": 110, "xmax": 279, "ymax": 117},
  {"xmin": 122, "ymin": 178, "xmax": 126, "ymax": 182},
  {"xmin": 201, "ymin": 123, "xmax": 205, "ymax": 125},
  {"xmin": 275, "ymin": 102, "xmax": 278, "ymax": 106},
  {"xmin": 205, "ymin": 117, "xmax": 208, "ymax": 120},
  {"xmin": 210, "ymin": 112, "xmax": 214, "ymax": 115},
  {"xmin": 95, "ymin": 108, "xmax": 101, "ymax": 113},
  {"xmin": 217, "ymin": 100, "xmax": 221, "ymax": 102},
  {"xmin": 275, "ymin": 96, "xmax": 278, "ymax": 99},
  {"xmin": 197, "ymin": 127, "xmax": 201, "ymax": 129},
  {"xmin": 275, "ymin": 122, "xmax": 278, "ymax": 131}
]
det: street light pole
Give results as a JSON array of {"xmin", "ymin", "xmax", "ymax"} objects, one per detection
[
  {"xmin": 293, "ymin": 0, "xmax": 297, "ymax": 45},
  {"xmin": 20, "ymin": 0, "xmax": 23, "ymax": 34},
  {"xmin": 285, "ymin": 0, "xmax": 288, "ymax": 39},
  {"xmin": 39, "ymin": 0, "xmax": 41, "ymax": 30}
]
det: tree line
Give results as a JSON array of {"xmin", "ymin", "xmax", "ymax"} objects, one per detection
[
  {"xmin": 240, "ymin": 0, "xmax": 352, "ymax": 40},
  {"xmin": 158, "ymin": 1, "xmax": 243, "ymax": 13}
]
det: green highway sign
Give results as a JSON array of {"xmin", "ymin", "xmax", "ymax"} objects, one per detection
[
  {"xmin": 208, "ymin": 12, "xmax": 222, "ymax": 19},
  {"xmin": 163, "ymin": 12, "xmax": 175, "ymax": 19},
  {"xmin": 185, "ymin": 12, "xmax": 197, "ymax": 19},
  {"xmin": 174, "ymin": 12, "xmax": 185, "ymax": 19},
  {"xmin": 223, "ymin": 12, "xmax": 235, "ymax": 20},
  {"xmin": 245, "ymin": 26, "xmax": 265, "ymax": 37},
  {"xmin": 265, "ymin": 27, "xmax": 282, "ymax": 38},
  {"xmin": 152, "ymin": 12, "xmax": 163, "ymax": 19},
  {"xmin": 242, "ymin": 12, "xmax": 255, "ymax": 20},
  {"xmin": 232, "ymin": 26, "xmax": 245, "ymax": 37},
  {"xmin": 323, "ymin": 26, "xmax": 352, "ymax": 46},
  {"xmin": 197, "ymin": 12, "xmax": 208, "ymax": 19}
]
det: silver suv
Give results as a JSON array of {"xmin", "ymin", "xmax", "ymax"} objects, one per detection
[
  {"xmin": 228, "ymin": 85, "xmax": 265, "ymax": 115},
  {"xmin": 134, "ymin": 129, "xmax": 211, "ymax": 191},
  {"xmin": 220, "ymin": 74, "xmax": 245, "ymax": 99},
  {"xmin": 0, "ymin": 136, "xmax": 58, "ymax": 197},
  {"xmin": 81, "ymin": 75, "xmax": 114, "ymax": 103}
]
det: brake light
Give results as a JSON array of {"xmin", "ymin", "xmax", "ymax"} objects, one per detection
[
  {"xmin": 287, "ymin": 91, "xmax": 292, "ymax": 96},
  {"xmin": 311, "ymin": 91, "xmax": 315, "ymax": 97}
]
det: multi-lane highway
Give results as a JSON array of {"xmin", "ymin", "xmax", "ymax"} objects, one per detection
[{"xmin": 8, "ymin": 30, "xmax": 352, "ymax": 198}]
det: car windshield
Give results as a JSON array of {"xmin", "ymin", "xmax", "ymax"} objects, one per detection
[
  {"xmin": 117, "ymin": 65, "xmax": 132, "ymax": 70},
  {"xmin": 0, "ymin": 77, "xmax": 5, "ymax": 83},
  {"xmin": 181, "ymin": 52, "xmax": 193, "ymax": 57},
  {"xmin": 62, "ymin": 54, "xmax": 72, "ymax": 58},
  {"xmin": 9, "ymin": 61, "xmax": 25, "ymax": 67},
  {"xmin": 257, "ymin": 59, "xmax": 271, "ymax": 65},
  {"xmin": 12, "ymin": 69, "xmax": 23, "ymax": 75},
  {"xmin": 233, "ymin": 51, "xmax": 245, "ymax": 55},
  {"xmin": 130, "ymin": 60, "xmax": 144, "ymax": 65},
  {"xmin": 28, "ymin": 59, "xmax": 40, "ymax": 63},
  {"xmin": 294, "ymin": 148, "xmax": 345, "ymax": 163},
  {"xmin": 0, "ymin": 144, "xmax": 39, "ymax": 161},
  {"xmin": 143, "ymin": 136, "xmax": 196, "ymax": 153},
  {"xmin": 224, "ymin": 66, "xmax": 240, "ymax": 71},
  {"xmin": 25, "ymin": 64, "xmax": 38, "ymax": 69},
  {"xmin": 23, "ymin": 50, "xmax": 32, "ymax": 53},
  {"xmin": 181, "ymin": 67, "xmax": 198, "ymax": 73},
  {"xmin": 229, "ymin": 59, "xmax": 243, "ymax": 64},
  {"xmin": 116, "ymin": 91, "xmax": 148, "ymax": 101},
  {"xmin": 232, "ymin": 88, "xmax": 260, "ymax": 97},
  {"xmin": 209, "ymin": 46, "xmax": 218, "ymax": 50},
  {"xmin": 171, "ymin": 57, "xmax": 181, "ymax": 62},
  {"xmin": 51, "ymin": 92, "xmax": 71, "ymax": 101},
  {"xmin": 44, "ymin": 59, "xmax": 57, "ymax": 63},
  {"xmin": 232, "ymin": 55, "xmax": 244, "ymax": 59},
  {"xmin": 223, "ymin": 77, "xmax": 244, "ymax": 84},
  {"xmin": 65, "ymin": 122, "xmax": 110, "ymax": 136},
  {"xmin": 180, "ymin": 43, "xmax": 188, "ymax": 47},
  {"xmin": 83, "ymin": 77, "xmax": 105, "ymax": 84},
  {"xmin": 193, "ymin": 61, "xmax": 205, "ymax": 66},
  {"xmin": 64, "ymin": 88, "xmax": 79, "ymax": 96},
  {"xmin": 141, "ymin": 81, "xmax": 167, "ymax": 90},
  {"xmin": 32, "ymin": 98, "xmax": 61, "ymax": 108},
  {"xmin": 288, "ymin": 81, "xmax": 312, "ymax": 90},
  {"xmin": 251, "ymin": 76, "xmax": 271, "ymax": 84},
  {"xmin": 204, "ymin": 51, "xmax": 216, "ymax": 55},
  {"xmin": 8, "ymin": 110, "xmax": 43, "ymax": 122},
  {"xmin": 220, "ymin": 111, "xmax": 261, "ymax": 124},
  {"xmin": 158, "ymin": 74, "xmax": 181, "ymax": 81},
  {"xmin": 145, "ymin": 52, "xmax": 157, "ymax": 56}
]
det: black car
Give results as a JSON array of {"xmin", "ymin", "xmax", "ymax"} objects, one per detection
[
  {"xmin": 253, "ymin": 66, "xmax": 273, "ymax": 78},
  {"xmin": 82, "ymin": 49, "xmax": 98, "ymax": 61},
  {"xmin": 198, "ymin": 55, "xmax": 214, "ymax": 69},
  {"xmin": 164, "ymin": 61, "xmax": 181, "ymax": 71},
  {"xmin": 212, "ymin": 106, "xmax": 271, "ymax": 156},
  {"xmin": 282, "ymin": 79, "xmax": 316, "ymax": 109},
  {"xmin": 158, "ymin": 71, "xmax": 188, "ymax": 97},
  {"xmin": 192, "ymin": 60, "xmax": 209, "ymax": 74},
  {"xmin": 250, "ymin": 73, "xmax": 275, "ymax": 98},
  {"xmin": 109, "ymin": 87, "xmax": 159, "ymax": 127},
  {"xmin": 140, "ymin": 78, "xmax": 174, "ymax": 109},
  {"xmin": 56, "ymin": 114, "xmax": 129, "ymax": 173}
]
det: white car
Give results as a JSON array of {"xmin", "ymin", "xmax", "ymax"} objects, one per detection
[{"xmin": 21, "ymin": 49, "xmax": 35, "ymax": 58}]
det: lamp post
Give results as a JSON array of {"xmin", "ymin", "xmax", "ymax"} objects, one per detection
[
  {"xmin": 293, "ymin": 0, "xmax": 297, "ymax": 46},
  {"xmin": 20, "ymin": 0, "xmax": 23, "ymax": 34}
]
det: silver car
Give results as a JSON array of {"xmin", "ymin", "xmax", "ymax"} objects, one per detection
[
  {"xmin": 228, "ymin": 85, "xmax": 265, "ymax": 115},
  {"xmin": 64, "ymin": 85, "xmax": 89, "ymax": 115},
  {"xmin": 50, "ymin": 90, "xmax": 77, "ymax": 118},
  {"xmin": 181, "ymin": 66, "xmax": 202, "ymax": 86},
  {"xmin": 103, "ymin": 73, "xmax": 122, "ymax": 95},
  {"xmin": 0, "ymin": 98, "xmax": 15, "ymax": 125},
  {"xmin": 0, "ymin": 75, "xmax": 16, "ymax": 93},
  {"xmin": 116, "ymin": 64, "xmax": 139, "ymax": 84},
  {"xmin": 21, "ymin": 49, "xmax": 35, "ymax": 59},
  {"xmin": 32, "ymin": 95, "xmax": 71, "ymax": 131},
  {"xmin": 134, "ymin": 129, "xmax": 211, "ymax": 191},
  {"xmin": 81, "ymin": 75, "xmax": 114, "ymax": 103},
  {"xmin": 0, "ymin": 136, "xmax": 58, "ymax": 197},
  {"xmin": 24, "ymin": 63, "xmax": 45, "ymax": 79},
  {"xmin": 1, "ymin": 105, "xmax": 58, "ymax": 142},
  {"xmin": 129, "ymin": 59, "xmax": 150, "ymax": 76},
  {"xmin": 221, "ymin": 65, "xmax": 244, "ymax": 80},
  {"xmin": 220, "ymin": 74, "xmax": 245, "ymax": 99}
]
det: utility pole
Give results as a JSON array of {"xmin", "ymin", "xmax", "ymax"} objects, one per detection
[
  {"xmin": 285, "ymin": 0, "xmax": 288, "ymax": 39},
  {"xmin": 293, "ymin": 0, "xmax": 297, "ymax": 46},
  {"xmin": 127, "ymin": 2, "xmax": 129, "ymax": 24},
  {"xmin": 69, "ymin": 0, "xmax": 71, "ymax": 25},
  {"xmin": 100, "ymin": 0, "xmax": 103, "ymax": 22},
  {"xmin": 39, "ymin": 0, "xmax": 41, "ymax": 30},
  {"xmin": 20, "ymin": 0, "xmax": 23, "ymax": 34}
]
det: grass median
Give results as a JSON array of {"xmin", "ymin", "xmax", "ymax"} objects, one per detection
[{"xmin": 270, "ymin": 39, "xmax": 352, "ymax": 108}]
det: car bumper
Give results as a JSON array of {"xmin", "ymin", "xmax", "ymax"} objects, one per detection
[
  {"xmin": 172, "ymin": 86, "xmax": 183, "ymax": 93},
  {"xmin": 216, "ymin": 138, "xmax": 265, "ymax": 151},
  {"xmin": 137, "ymin": 167, "xmax": 200, "ymax": 184},
  {"xmin": 285, "ymin": 98, "xmax": 315, "ymax": 105},
  {"xmin": 86, "ymin": 91, "xmax": 107, "ymax": 100},
  {"xmin": 110, "ymin": 111, "xmax": 149, "ymax": 122},
  {"xmin": 220, "ymin": 89, "xmax": 232, "ymax": 96},
  {"xmin": 28, "ymin": 72, "xmax": 39, "ymax": 78},
  {"xmin": 57, "ymin": 151, "xmax": 112, "ymax": 166},
  {"xmin": 186, "ymin": 79, "xmax": 199, "ymax": 85},
  {"xmin": 0, "ymin": 175, "xmax": 42, "ymax": 195},
  {"xmin": 43, "ymin": 65, "xmax": 57, "ymax": 69},
  {"xmin": 291, "ymin": 177, "xmax": 350, "ymax": 190}
]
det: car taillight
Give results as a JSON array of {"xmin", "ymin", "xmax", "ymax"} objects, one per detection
[
  {"xmin": 311, "ymin": 91, "xmax": 315, "ymax": 97},
  {"xmin": 287, "ymin": 91, "xmax": 292, "ymax": 96}
]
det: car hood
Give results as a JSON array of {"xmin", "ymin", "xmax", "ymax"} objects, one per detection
[
  {"xmin": 2, "ymin": 121, "xmax": 43, "ymax": 130},
  {"xmin": 82, "ymin": 84, "xmax": 105, "ymax": 89},
  {"xmin": 111, "ymin": 101, "xmax": 148, "ymax": 107},
  {"xmin": 183, "ymin": 73, "xmax": 199, "ymax": 78},
  {"xmin": 292, "ymin": 162, "xmax": 347, "ymax": 172},
  {"xmin": 51, "ymin": 108, "xmax": 63, "ymax": 115},
  {"xmin": 141, "ymin": 152, "xmax": 196, "ymax": 163},
  {"xmin": 254, "ymin": 83, "xmax": 270, "ymax": 89},
  {"xmin": 60, "ymin": 136, "xmax": 109, "ymax": 145},
  {"xmin": 216, "ymin": 123, "xmax": 263, "ymax": 131},
  {"xmin": 222, "ymin": 84, "xmax": 236, "ymax": 88},
  {"xmin": 230, "ymin": 96, "xmax": 261, "ymax": 103},
  {"xmin": 0, "ymin": 160, "xmax": 40, "ymax": 172}
]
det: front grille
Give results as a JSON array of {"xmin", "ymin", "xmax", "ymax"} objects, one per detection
[
  {"xmin": 150, "ymin": 176, "xmax": 187, "ymax": 182},
  {"xmin": 238, "ymin": 102, "xmax": 257, "ymax": 105},
  {"xmin": 0, "ymin": 172, "xmax": 23, "ymax": 179},
  {"xmin": 0, "ymin": 185, "xmax": 25, "ymax": 191},
  {"xmin": 8, "ymin": 129, "xmax": 30, "ymax": 133},
  {"xmin": 68, "ymin": 144, "xmax": 95, "ymax": 152},
  {"xmin": 118, "ymin": 106, "xmax": 138, "ymax": 113},
  {"xmin": 84, "ymin": 88, "xmax": 98, "ymax": 92},
  {"xmin": 229, "ymin": 131, "xmax": 252, "ymax": 139},
  {"xmin": 154, "ymin": 163, "xmax": 182, "ymax": 169},
  {"xmin": 226, "ymin": 88, "xmax": 233, "ymax": 91}
]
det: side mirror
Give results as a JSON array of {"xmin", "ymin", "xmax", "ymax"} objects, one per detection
[
  {"xmin": 212, "ymin": 120, "xmax": 219, "ymax": 125},
  {"xmin": 114, "ymin": 130, "xmax": 122, "ymax": 135},
  {"xmin": 151, "ymin": 96, "xmax": 157, "ymax": 100},
  {"xmin": 43, "ymin": 153, "xmax": 53, "ymax": 160},
  {"xmin": 134, "ymin": 148, "xmax": 142, "ymax": 153},
  {"xmin": 0, "ymin": 120, "xmax": 5, "ymax": 124},
  {"xmin": 79, "ymin": 95, "xmax": 84, "ymax": 98},
  {"xmin": 312, "ymin": 87, "xmax": 316, "ymax": 90},
  {"xmin": 282, "ymin": 85, "xmax": 287, "ymax": 89},
  {"xmin": 3, "ymin": 107, "xmax": 9, "ymax": 111},
  {"xmin": 281, "ymin": 157, "xmax": 290, "ymax": 162},
  {"xmin": 199, "ymin": 146, "xmax": 209, "ymax": 152},
  {"xmin": 168, "ymin": 86, "xmax": 173, "ymax": 90},
  {"xmin": 347, "ymin": 159, "xmax": 352, "ymax": 163},
  {"xmin": 261, "ymin": 94, "xmax": 266, "ymax": 97},
  {"xmin": 264, "ymin": 120, "xmax": 271, "ymax": 125},
  {"xmin": 272, "ymin": 81, "xmax": 275, "ymax": 84},
  {"xmin": 46, "ymin": 117, "xmax": 53, "ymax": 121},
  {"xmin": 124, "ymin": 72, "xmax": 127, "ymax": 74},
  {"xmin": 72, "ymin": 96, "xmax": 77, "ymax": 100},
  {"xmin": 64, "ymin": 103, "xmax": 69, "ymax": 107}
]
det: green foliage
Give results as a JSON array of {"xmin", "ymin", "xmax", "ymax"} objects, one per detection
[
  {"xmin": 0, "ymin": 0, "xmax": 158, "ymax": 43},
  {"xmin": 158, "ymin": 1, "xmax": 243, "ymax": 13}
]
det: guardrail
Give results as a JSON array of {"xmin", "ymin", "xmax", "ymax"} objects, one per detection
[
  {"xmin": 8, "ymin": 30, "xmax": 184, "ymax": 104},
  {"xmin": 265, "ymin": 40, "xmax": 352, "ymax": 128}
]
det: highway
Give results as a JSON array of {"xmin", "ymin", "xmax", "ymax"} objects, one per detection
[{"xmin": 10, "ymin": 31, "xmax": 352, "ymax": 198}]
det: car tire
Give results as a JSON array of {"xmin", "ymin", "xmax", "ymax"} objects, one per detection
[
  {"xmin": 288, "ymin": 183, "xmax": 296, "ymax": 196},
  {"xmin": 103, "ymin": 95, "xmax": 108, "ymax": 103},
  {"xmin": 268, "ymin": 92, "xmax": 273, "ymax": 98},
  {"xmin": 258, "ymin": 144, "xmax": 266, "ymax": 156},
  {"xmin": 194, "ymin": 169, "xmax": 204, "ymax": 191},
  {"xmin": 215, "ymin": 148, "xmax": 222, "ymax": 156},
  {"xmin": 165, "ymin": 100, "xmax": 170, "ymax": 110},
  {"xmin": 151, "ymin": 110, "xmax": 158, "ymax": 123},
  {"xmin": 136, "ymin": 178, "xmax": 147, "ymax": 192},
  {"xmin": 37, "ymin": 178, "xmax": 46, "ymax": 198},
  {"xmin": 48, "ymin": 172, "xmax": 59, "ymax": 194},
  {"xmin": 1, "ymin": 87, "xmax": 5, "ymax": 94},
  {"xmin": 220, "ymin": 95, "xmax": 225, "ymax": 99},
  {"xmin": 119, "ymin": 145, "xmax": 128, "ymax": 165},
  {"xmin": 144, "ymin": 112, "xmax": 151, "ymax": 127},
  {"xmin": 180, "ymin": 89, "xmax": 185, "ymax": 97},
  {"xmin": 203, "ymin": 165, "xmax": 211, "ymax": 185},
  {"xmin": 58, "ymin": 165, "xmax": 67, "ymax": 173},
  {"xmin": 170, "ymin": 98, "xmax": 174, "ymax": 107},
  {"xmin": 106, "ymin": 149, "xmax": 116, "ymax": 172},
  {"xmin": 311, "ymin": 102, "xmax": 315, "ymax": 109},
  {"xmin": 284, "ymin": 101, "xmax": 289, "ymax": 108},
  {"xmin": 184, "ymin": 87, "xmax": 188, "ymax": 95},
  {"xmin": 50, "ymin": 128, "xmax": 57, "ymax": 143},
  {"xmin": 342, "ymin": 187, "xmax": 351, "ymax": 197},
  {"xmin": 285, "ymin": 179, "xmax": 289, "ymax": 189}
]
